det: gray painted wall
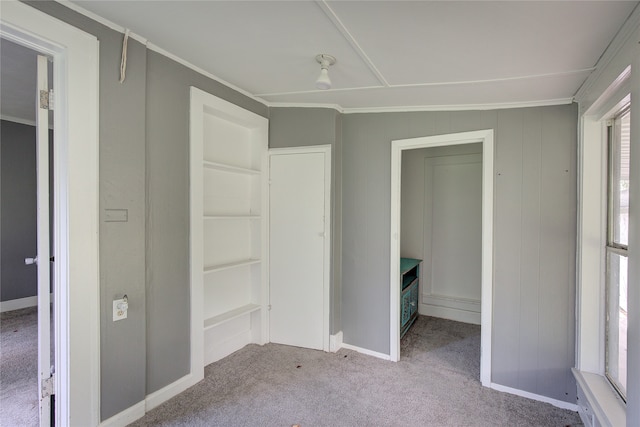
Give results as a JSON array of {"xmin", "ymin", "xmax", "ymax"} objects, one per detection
[
  {"xmin": 22, "ymin": 0, "xmax": 578, "ymax": 415},
  {"xmin": 1, "ymin": 121, "xmax": 37, "ymax": 302},
  {"xmin": 25, "ymin": 1, "xmax": 148, "ymax": 419},
  {"xmin": 342, "ymin": 106, "xmax": 577, "ymax": 403},
  {"xmin": 145, "ymin": 50, "xmax": 267, "ymax": 394},
  {"xmin": 269, "ymin": 107, "xmax": 343, "ymax": 333},
  {"xmin": 25, "ymin": 1, "xmax": 267, "ymax": 420},
  {"xmin": 401, "ymin": 143, "xmax": 483, "ymax": 259}
]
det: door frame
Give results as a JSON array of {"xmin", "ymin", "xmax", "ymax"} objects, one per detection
[
  {"xmin": 1, "ymin": 3, "xmax": 100, "ymax": 425},
  {"xmin": 390, "ymin": 129, "xmax": 494, "ymax": 387},
  {"xmin": 268, "ymin": 145, "xmax": 332, "ymax": 352}
]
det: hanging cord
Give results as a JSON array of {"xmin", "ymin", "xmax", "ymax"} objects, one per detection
[{"xmin": 119, "ymin": 29, "xmax": 130, "ymax": 83}]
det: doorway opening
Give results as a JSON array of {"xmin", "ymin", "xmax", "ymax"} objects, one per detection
[
  {"xmin": 1, "ymin": 2, "xmax": 100, "ymax": 425},
  {"xmin": 390, "ymin": 129, "xmax": 494, "ymax": 387},
  {"xmin": 0, "ymin": 37, "xmax": 55, "ymax": 426}
]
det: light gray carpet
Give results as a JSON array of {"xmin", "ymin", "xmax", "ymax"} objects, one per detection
[
  {"xmin": 130, "ymin": 316, "xmax": 582, "ymax": 426},
  {"xmin": 0, "ymin": 306, "xmax": 39, "ymax": 427}
]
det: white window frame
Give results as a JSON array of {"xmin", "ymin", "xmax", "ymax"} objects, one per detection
[
  {"xmin": 604, "ymin": 105, "xmax": 630, "ymax": 401},
  {"xmin": 574, "ymin": 71, "xmax": 631, "ymax": 426}
]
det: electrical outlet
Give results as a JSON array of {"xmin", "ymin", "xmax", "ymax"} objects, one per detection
[{"xmin": 113, "ymin": 297, "xmax": 128, "ymax": 321}]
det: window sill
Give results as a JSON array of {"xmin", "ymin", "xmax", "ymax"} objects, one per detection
[{"xmin": 572, "ymin": 368, "xmax": 626, "ymax": 427}]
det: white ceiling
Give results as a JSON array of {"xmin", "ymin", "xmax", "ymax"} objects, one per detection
[
  {"xmin": 1, "ymin": 1, "xmax": 638, "ymax": 120},
  {"xmin": 69, "ymin": 0, "xmax": 638, "ymax": 111}
]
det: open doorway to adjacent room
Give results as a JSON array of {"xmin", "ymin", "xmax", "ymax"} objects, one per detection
[
  {"xmin": 390, "ymin": 130, "xmax": 494, "ymax": 388},
  {"xmin": 0, "ymin": 37, "xmax": 54, "ymax": 427}
]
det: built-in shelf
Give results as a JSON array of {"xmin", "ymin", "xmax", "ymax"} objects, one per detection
[
  {"xmin": 203, "ymin": 303, "xmax": 261, "ymax": 330},
  {"xmin": 204, "ymin": 215, "xmax": 261, "ymax": 220},
  {"xmin": 191, "ymin": 86, "xmax": 268, "ymax": 369},
  {"xmin": 204, "ymin": 259, "xmax": 261, "ymax": 274},
  {"xmin": 203, "ymin": 160, "xmax": 260, "ymax": 175}
]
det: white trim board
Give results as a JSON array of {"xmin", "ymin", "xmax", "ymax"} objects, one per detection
[
  {"xmin": 573, "ymin": 369, "xmax": 626, "ymax": 427},
  {"xmin": 340, "ymin": 342, "xmax": 392, "ymax": 361},
  {"xmin": 330, "ymin": 331, "xmax": 343, "ymax": 352},
  {"xmin": 390, "ymin": 129, "xmax": 494, "ymax": 390},
  {"xmin": 419, "ymin": 303, "xmax": 481, "ymax": 326},
  {"xmin": 97, "ymin": 401, "xmax": 145, "ymax": 427},
  {"xmin": 145, "ymin": 373, "xmax": 197, "ymax": 412},
  {"xmin": 0, "ymin": 294, "xmax": 52, "ymax": 313},
  {"xmin": 490, "ymin": 383, "xmax": 579, "ymax": 412},
  {"xmin": 1, "ymin": 3, "xmax": 100, "ymax": 426},
  {"xmin": 96, "ymin": 373, "xmax": 199, "ymax": 427}
]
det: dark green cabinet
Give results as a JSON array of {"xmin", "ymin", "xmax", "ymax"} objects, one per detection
[{"xmin": 400, "ymin": 258, "xmax": 421, "ymax": 338}]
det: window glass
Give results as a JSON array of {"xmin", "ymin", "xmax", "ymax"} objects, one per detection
[
  {"xmin": 605, "ymin": 106, "xmax": 630, "ymax": 401},
  {"xmin": 606, "ymin": 250, "xmax": 627, "ymax": 398},
  {"xmin": 610, "ymin": 109, "xmax": 630, "ymax": 247}
]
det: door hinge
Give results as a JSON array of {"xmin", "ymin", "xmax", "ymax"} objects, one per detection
[
  {"xmin": 42, "ymin": 374, "xmax": 55, "ymax": 398},
  {"xmin": 267, "ymin": 304, "xmax": 272, "ymax": 311},
  {"xmin": 39, "ymin": 89, "xmax": 54, "ymax": 110}
]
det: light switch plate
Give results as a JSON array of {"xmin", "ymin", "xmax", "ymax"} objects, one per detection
[{"xmin": 113, "ymin": 298, "xmax": 127, "ymax": 321}]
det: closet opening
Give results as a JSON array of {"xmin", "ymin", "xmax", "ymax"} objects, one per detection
[{"xmin": 389, "ymin": 130, "xmax": 494, "ymax": 388}]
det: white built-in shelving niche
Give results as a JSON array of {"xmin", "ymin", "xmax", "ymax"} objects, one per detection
[{"xmin": 190, "ymin": 87, "xmax": 268, "ymax": 372}]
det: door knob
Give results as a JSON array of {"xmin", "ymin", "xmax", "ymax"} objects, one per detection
[{"xmin": 25, "ymin": 256, "xmax": 38, "ymax": 265}]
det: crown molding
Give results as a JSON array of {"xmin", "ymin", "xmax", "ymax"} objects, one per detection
[
  {"xmin": 54, "ymin": 0, "xmax": 268, "ymax": 107},
  {"xmin": 340, "ymin": 98, "xmax": 574, "ymax": 114},
  {"xmin": 145, "ymin": 42, "xmax": 270, "ymax": 106},
  {"xmin": 574, "ymin": 3, "xmax": 640, "ymax": 102},
  {"xmin": 55, "ymin": 1, "xmax": 148, "ymax": 45},
  {"xmin": 265, "ymin": 102, "xmax": 344, "ymax": 113},
  {"xmin": 52, "ymin": 0, "xmax": 586, "ymax": 117},
  {"xmin": 266, "ymin": 98, "xmax": 573, "ymax": 114}
]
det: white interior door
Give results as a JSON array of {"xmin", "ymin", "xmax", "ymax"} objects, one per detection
[
  {"xmin": 269, "ymin": 148, "xmax": 330, "ymax": 351},
  {"xmin": 36, "ymin": 54, "xmax": 52, "ymax": 427}
]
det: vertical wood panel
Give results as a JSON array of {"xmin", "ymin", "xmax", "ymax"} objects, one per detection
[
  {"xmin": 518, "ymin": 108, "xmax": 542, "ymax": 392},
  {"xmin": 537, "ymin": 106, "xmax": 576, "ymax": 401},
  {"xmin": 492, "ymin": 109, "xmax": 524, "ymax": 385},
  {"xmin": 342, "ymin": 106, "xmax": 577, "ymax": 403}
]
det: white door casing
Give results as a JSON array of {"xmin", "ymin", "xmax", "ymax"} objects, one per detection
[
  {"xmin": 1, "ymin": 3, "xmax": 100, "ymax": 425},
  {"xmin": 390, "ymin": 129, "xmax": 494, "ymax": 388},
  {"xmin": 269, "ymin": 146, "xmax": 331, "ymax": 352},
  {"xmin": 36, "ymin": 54, "xmax": 52, "ymax": 427}
]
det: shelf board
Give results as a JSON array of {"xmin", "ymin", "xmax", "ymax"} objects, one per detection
[
  {"xmin": 203, "ymin": 160, "xmax": 260, "ymax": 175},
  {"xmin": 204, "ymin": 259, "xmax": 261, "ymax": 274},
  {"xmin": 204, "ymin": 215, "xmax": 261, "ymax": 220},
  {"xmin": 203, "ymin": 303, "xmax": 261, "ymax": 330}
]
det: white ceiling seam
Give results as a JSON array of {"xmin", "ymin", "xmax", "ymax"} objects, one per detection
[
  {"xmin": 315, "ymin": 0, "xmax": 389, "ymax": 87},
  {"xmin": 258, "ymin": 67, "xmax": 596, "ymax": 97}
]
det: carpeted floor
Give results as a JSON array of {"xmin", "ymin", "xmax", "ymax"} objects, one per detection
[
  {"xmin": 0, "ymin": 306, "xmax": 39, "ymax": 427},
  {"xmin": 130, "ymin": 316, "xmax": 583, "ymax": 427}
]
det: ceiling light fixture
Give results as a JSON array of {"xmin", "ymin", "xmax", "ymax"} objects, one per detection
[{"xmin": 315, "ymin": 54, "xmax": 336, "ymax": 90}]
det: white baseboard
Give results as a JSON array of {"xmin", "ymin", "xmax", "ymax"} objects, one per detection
[
  {"xmin": 419, "ymin": 302, "xmax": 480, "ymax": 325},
  {"xmin": 0, "ymin": 294, "xmax": 53, "ymax": 312},
  {"xmin": 341, "ymin": 342, "xmax": 391, "ymax": 361},
  {"xmin": 490, "ymin": 382, "xmax": 579, "ymax": 412},
  {"xmin": 97, "ymin": 372, "xmax": 201, "ymax": 426},
  {"xmin": 98, "ymin": 401, "xmax": 145, "ymax": 427},
  {"xmin": 145, "ymin": 373, "xmax": 199, "ymax": 412},
  {"xmin": 330, "ymin": 331, "xmax": 343, "ymax": 352}
]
